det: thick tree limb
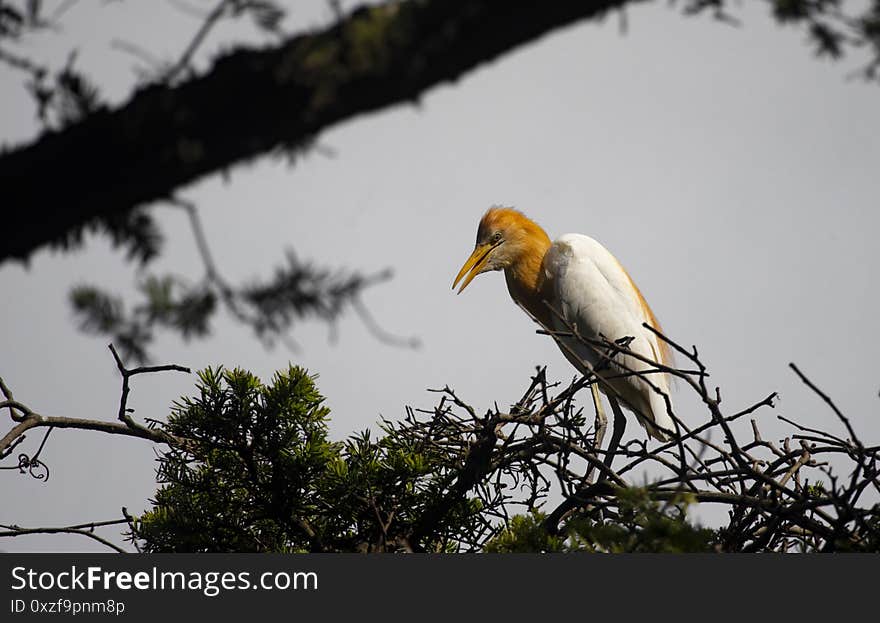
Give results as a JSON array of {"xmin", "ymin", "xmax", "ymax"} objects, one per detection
[{"xmin": 0, "ymin": 0, "xmax": 635, "ymax": 263}]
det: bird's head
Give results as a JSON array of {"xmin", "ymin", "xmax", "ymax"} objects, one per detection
[{"xmin": 452, "ymin": 207, "xmax": 550, "ymax": 293}]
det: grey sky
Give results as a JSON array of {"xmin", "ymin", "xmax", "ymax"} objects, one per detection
[{"xmin": 2, "ymin": 1, "xmax": 879, "ymax": 551}]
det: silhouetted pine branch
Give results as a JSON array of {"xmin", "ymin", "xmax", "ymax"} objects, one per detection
[{"xmin": 70, "ymin": 251, "xmax": 398, "ymax": 364}]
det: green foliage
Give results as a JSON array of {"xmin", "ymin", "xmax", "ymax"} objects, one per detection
[
  {"xmin": 135, "ymin": 366, "xmax": 335, "ymax": 552},
  {"xmin": 486, "ymin": 492, "xmax": 718, "ymax": 553},
  {"xmin": 484, "ymin": 513, "xmax": 566, "ymax": 553},
  {"xmin": 564, "ymin": 489, "xmax": 718, "ymax": 553},
  {"xmin": 137, "ymin": 367, "xmax": 338, "ymax": 551},
  {"xmin": 133, "ymin": 365, "xmax": 484, "ymax": 552}
]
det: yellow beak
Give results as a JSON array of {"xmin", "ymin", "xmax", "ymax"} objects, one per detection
[{"xmin": 452, "ymin": 243, "xmax": 494, "ymax": 294}]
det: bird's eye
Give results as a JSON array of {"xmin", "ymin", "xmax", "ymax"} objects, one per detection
[{"xmin": 492, "ymin": 231, "xmax": 503, "ymax": 243}]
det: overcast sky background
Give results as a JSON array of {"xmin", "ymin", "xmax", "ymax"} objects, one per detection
[{"xmin": 2, "ymin": 1, "xmax": 879, "ymax": 552}]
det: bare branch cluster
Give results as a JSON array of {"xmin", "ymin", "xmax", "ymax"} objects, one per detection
[
  {"xmin": 0, "ymin": 517, "xmax": 132, "ymax": 554},
  {"xmin": 0, "ymin": 345, "xmax": 197, "ymax": 551},
  {"xmin": 390, "ymin": 326, "xmax": 878, "ymax": 552}
]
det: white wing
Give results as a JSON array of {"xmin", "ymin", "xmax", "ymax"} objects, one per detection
[{"xmin": 542, "ymin": 234, "xmax": 674, "ymax": 440}]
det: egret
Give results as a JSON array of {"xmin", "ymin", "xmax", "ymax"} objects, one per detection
[{"xmin": 452, "ymin": 207, "xmax": 675, "ymax": 469}]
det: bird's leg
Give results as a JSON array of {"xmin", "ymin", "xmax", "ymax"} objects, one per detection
[
  {"xmin": 603, "ymin": 396, "xmax": 628, "ymax": 475},
  {"xmin": 585, "ymin": 382, "xmax": 607, "ymax": 484}
]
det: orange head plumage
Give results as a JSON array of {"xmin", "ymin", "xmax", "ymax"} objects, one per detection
[{"xmin": 452, "ymin": 207, "xmax": 552, "ymax": 296}]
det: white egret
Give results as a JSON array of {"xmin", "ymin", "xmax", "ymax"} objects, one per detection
[{"xmin": 453, "ymin": 207, "xmax": 675, "ymax": 468}]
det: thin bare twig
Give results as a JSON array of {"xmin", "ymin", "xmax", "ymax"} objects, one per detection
[{"xmin": 0, "ymin": 518, "xmax": 129, "ymax": 553}]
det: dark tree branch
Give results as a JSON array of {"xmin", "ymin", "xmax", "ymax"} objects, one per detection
[
  {"xmin": 4, "ymin": 0, "xmax": 878, "ymax": 263},
  {"xmin": 789, "ymin": 362, "xmax": 862, "ymax": 449},
  {"xmin": 108, "ymin": 343, "xmax": 190, "ymax": 427},
  {"xmin": 0, "ymin": 0, "xmax": 642, "ymax": 263},
  {"xmin": 408, "ymin": 415, "xmax": 499, "ymax": 551}
]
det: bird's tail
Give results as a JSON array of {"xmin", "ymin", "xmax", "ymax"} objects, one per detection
[
  {"xmin": 643, "ymin": 384, "xmax": 676, "ymax": 442},
  {"xmin": 638, "ymin": 412, "xmax": 675, "ymax": 442},
  {"xmin": 617, "ymin": 374, "xmax": 675, "ymax": 442}
]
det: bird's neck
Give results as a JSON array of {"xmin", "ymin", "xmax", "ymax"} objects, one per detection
[{"xmin": 504, "ymin": 234, "xmax": 552, "ymax": 327}]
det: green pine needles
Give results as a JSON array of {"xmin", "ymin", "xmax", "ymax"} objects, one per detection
[{"xmin": 133, "ymin": 366, "xmax": 484, "ymax": 552}]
